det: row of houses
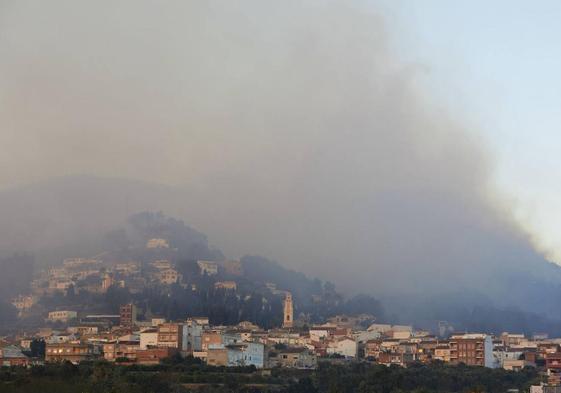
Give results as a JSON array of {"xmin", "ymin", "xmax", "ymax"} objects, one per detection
[{"xmin": 8, "ymin": 310, "xmax": 561, "ymax": 377}]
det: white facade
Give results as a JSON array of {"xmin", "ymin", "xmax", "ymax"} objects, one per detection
[
  {"xmin": 227, "ymin": 342, "xmax": 265, "ymax": 368},
  {"xmin": 140, "ymin": 330, "xmax": 159, "ymax": 350},
  {"xmin": 48, "ymin": 310, "xmax": 78, "ymax": 322},
  {"xmin": 327, "ymin": 337, "xmax": 358, "ymax": 358},
  {"xmin": 197, "ymin": 261, "xmax": 218, "ymax": 276}
]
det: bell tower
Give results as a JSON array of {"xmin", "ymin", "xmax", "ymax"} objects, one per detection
[{"xmin": 283, "ymin": 292, "xmax": 294, "ymax": 328}]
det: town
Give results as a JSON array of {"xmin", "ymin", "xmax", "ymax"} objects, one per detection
[{"xmin": 0, "ymin": 242, "xmax": 559, "ymax": 392}]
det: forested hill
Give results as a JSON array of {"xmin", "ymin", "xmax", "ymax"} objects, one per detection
[{"xmin": 0, "ymin": 211, "xmax": 384, "ymax": 329}]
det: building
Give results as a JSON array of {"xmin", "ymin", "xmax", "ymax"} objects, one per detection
[
  {"xmin": 227, "ymin": 342, "xmax": 265, "ymax": 368},
  {"xmin": 214, "ymin": 281, "xmax": 237, "ymax": 291},
  {"xmin": 434, "ymin": 342, "xmax": 451, "ymax": 362},
  {"xmin": 151, "ymin": 317, "xmax": 166, "ymax": 327},
  {"xmin": 137, "ymin": 347, "xmax": 177, "ymax": 365},
  {"xmin": 45, "ymin": 342, "xmax": 96, "ymax": 364},
  {"xmin": 283, "ymin": 292, "xmax": 294, "ymax": 329},
  {"xmin": 327, "ymin": 337, "xmax": 358, "ymax": 358},
  {"xmin": 114, "ymin": 261, "xmax": 140, "ymax": 275},
  {"xmin": 11, "ymin": 295, "xmax": 35, "ymax": 313},
  {"xmin": 531, "ymin": 385, "xmax": 561, "ymax": 393},
  {"xmin": 158, "ymin": 268, "xmax": 182, "ymax": 285},
  {"xmin": 192, "ymin": 317, "xmax": 210, "ymax": 326},
  {"xmin": 0, "ymin": 346, "xmax": 30, "ymax": 367},
  {"xmin": 146, "ymin": 238, "xmax": 170, "ymax": 249},
  {"xmin": 48, "ymin": 310, "xmax": 78, "ymax": 323},
  {"xmin": 197, "ymin": 261, "xmax": 218, "ymax": 276},
  {"xmin": 103, "ymin": 336, "xmax": 140, "ymax": 362},
  {"xmin": 503, "ymin": 359, "xmax": 534, "ymax": 371},
  {"xmin": 63, "ymin": 258, "xmax": 101, "ymax": 268},
  {"xmin": 67, "ymin": 326, "xmax": 99, "ymax": 335},
  {"xmin": 119, "ymin": 304, "xmax": 137, "ymax": 329},
  {"xmin": 158, "ymin": 323, "xmax": 184, "ymax": 349},
  {"xmin": 206, "ymin": 347, "xmax": 228, "ymax": 366},
  {"xmin": 102, "ymin": 273, "xmax": 114, "ymax": 292},
  {"xmin": 151, "ymin": 260, "xmax": 172, "ymax": 270},
  {"xmin": 202, "ymin": 330, "xmax": 224, "ymax": 351},
  {"xmin": 140, "ymin": 328, "xmax": 159, "ymax": 350},
  {"xmin": 449, "ymin": 334, "xmax": 495, "ymax": 368},
  {"xmin": 546, "ymin": 352, "xmax": 561, "ymax": 385},
  {"xmin": 377, "ymin": 351, "xmax": 415, "ymax": 367},
  {"xmin": 270, "ymin": 347, "xmax": 317, "ymax": 369},
  {"xmin": 183, "ymin": 318, "xmax": 204, "ymax": 353},
  {"xmin": 207, "ymin": 342, "xmax": 265, "ymax": 368}
]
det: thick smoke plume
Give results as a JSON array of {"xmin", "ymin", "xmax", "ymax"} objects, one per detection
[{"xmin": 0, "ymin": 1, "xmax": 548, "ymax": 296}]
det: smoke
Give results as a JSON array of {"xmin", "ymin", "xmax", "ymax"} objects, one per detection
[{"xmin": 0, "ymin": 1, "xmax": 547, "ymax": 294}]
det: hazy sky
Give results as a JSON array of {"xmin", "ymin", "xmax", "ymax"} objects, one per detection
[{"xmin": 0, "ymin": 0, "xmax": 558, "ymax": 292}]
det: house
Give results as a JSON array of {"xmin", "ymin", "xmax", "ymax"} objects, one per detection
[
  {"xmin": 151, "ymin": 260, "xmax": 172, "ymax": 270},
  {"xmin": 206, "ymin": 347, "xmax": 228, "ymax": 366},
  {"xmin": 202, "ymin": 330, "xmax": 223, "ymax": 351},
  {"xmin": 183, "ymin": 318, "xmax": 204, "ymax": 353},
  {"xmin": 226, "ymin": 342, "xmax": 266, "ymax": 368},
  {"xmin": 11, "ymin": 295, "xmax": 35, "ymax": 313},
  {"xmin": 103, "ymin": 335, "xmax": 140, "ymax": 362},
  {"xmin": 114, "ymin": 262, "xmax": 140, "ymax": 275},
  {"xmin": 270, "ymin": 347, "xmax": 317, "ymax": 369},
  {"xmin": 158, "ymin": 269, "xmax": 182, "ymax": 285},
  {"xmin": 46, "ymin": 333, "xmax": 77, "ymax": 344},
  {"xmin": 545, "ymin": 352, "xmax": 561, "ymax": 385},
  {"xmin": 309, "ymin": 326, "xmax": 335, "ymax": 342},
  {"xmin": 48, "ymin": 310, "xmax": 78, "ymax": 323},
  {"xmin": 214, "ymin": 281, "xmax": 237, "ymax": 290},
  {"xmin": 63, "ymin": 258, "xmax": 101, "ymax": 268},
  {"xmin": 327, "ymin": 337, "xmax": 358, "ymax": 358},
  {"xmin": 140, "ymin": 328, "xmax": 159, "ymax": 350},
  {"xmin": 192, "ymin": 317, "xmax": 210, "ymax": 326},
  {"xmin": 207, "ymin": 342, "xmax": 265, "ymax": 368},
  {"xmin": 503, "ymin": 359, "xmax": 534, "ymax": 371},
  {"xmin": 197, "ymin": 261, "xmax": 218, "ymax": 276},
  {"xmin": 266, "ymin": 330, "xmax": 303, "ymax": 347},
  {"xmin": 146, "ymin": 238, "xmax": 170, "ymax": 249},
  {"xmin": 434, "ymin": 342, "xmax": 451, "ymax": 362},
  {"xmin": 378, "ymin": 351, "xmax": 415, "ymax": 367},
  {"xmin": 136, "ymin": 347, "xmax": 178, "ymax": 365},
  {"xmin": 67, "ymin": 326, "xmax": 99, "ymax": 336},
  {"xmin": 45, "ymin": 342, "xmax": 96, "ymax": 364},
  {"xmin": 493, "ymin": 347, "xmax": 525, "ymax": 368},
  {"xmin": 0, "ymin": 346, "xmax": 30, "ymax": 367}
]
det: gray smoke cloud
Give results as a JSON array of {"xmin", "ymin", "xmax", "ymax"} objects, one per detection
[{"xmin": 0, "ymin": 0, "xmax": 546, "ymax": 294}]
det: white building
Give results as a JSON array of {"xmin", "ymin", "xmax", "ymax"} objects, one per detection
[
  {"xmin": 327, "ymin": 337, "xmax": 358, "ymax": 358},
  {"xmin": 140, "ymin": 328, "xmax": 159, "ymax": 350},
  {"xmin": 146, "ymin": 239, "xmax": 170, "ymax": 249},
  {"xmin": 48, "ymin": 310, "xmax": 78, "ymax": 323},
  {"xmin": 197, "ymin": 261, "xmax": 218, "ymax": 276}
]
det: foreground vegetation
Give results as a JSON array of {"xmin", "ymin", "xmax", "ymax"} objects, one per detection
[{"xmin": 0, "ymin": 358, "xmax": 543, "ymax": 393}]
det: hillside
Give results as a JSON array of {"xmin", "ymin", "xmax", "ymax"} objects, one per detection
[{"xmin": 2, "ymin": 175, "xmax": 561, "ymax": 334}]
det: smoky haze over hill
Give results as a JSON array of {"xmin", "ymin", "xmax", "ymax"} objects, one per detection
[{"xmin": 0, "ymin": 1, "xmax": 557, "ymax": 310}]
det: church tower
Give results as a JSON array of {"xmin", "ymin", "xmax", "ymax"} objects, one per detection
[{"xmin": 283, "ymin": 292, "xmax": 294, "ymax": 328}]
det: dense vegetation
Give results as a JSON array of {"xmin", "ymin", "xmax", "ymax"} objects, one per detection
[{"xmin": 0, "ymin": 359, "xmax": 542, "ymax": 393}]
